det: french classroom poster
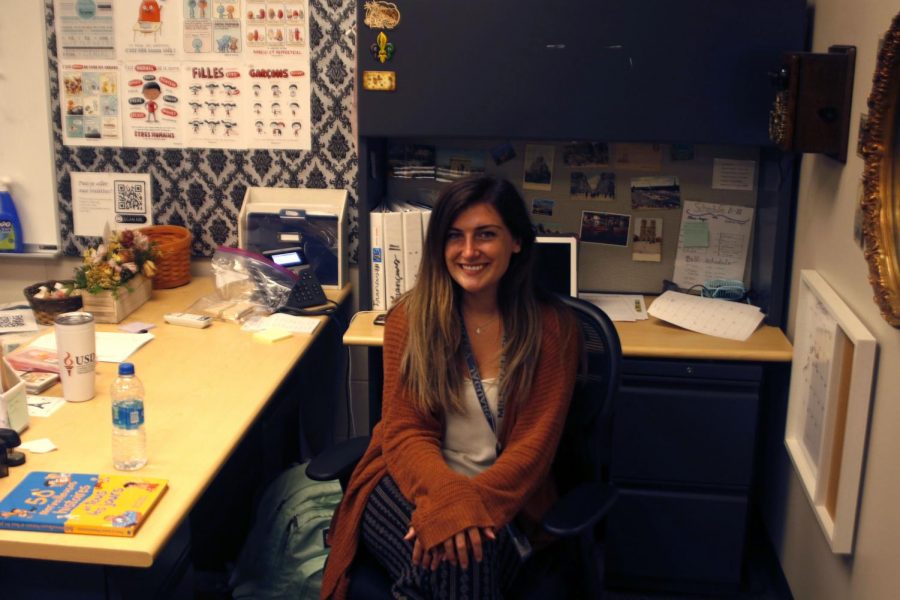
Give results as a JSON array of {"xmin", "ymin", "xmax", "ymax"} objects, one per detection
[
  {"xmin": 53, "ymin": 0, "xmax": 115, "ymax": 60},
  {"xmin": 183, "ymin": 63, "xmax": 246, "ymax": 148},
  {"xmin": 183, "ymin": 0, "xmax": 243, "ymax": 56},
  {"xmin": 58, "ymin": 61, "xmax": 123, "ymax": 147},
  {"xmin": 245, "ymin": 64, "xmax": 311, "ymax": 150},
  {"xmin": 114, "ymin": 0, "xmax": 181, "ymax": 59},
  {"xmin": 122, "ymin": 62, "xmax": 185, "ymax": 147}
]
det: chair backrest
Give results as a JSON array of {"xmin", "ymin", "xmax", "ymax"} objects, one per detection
[{"xmin": 552, "ymin": 295, "xmax": 623, "ymax": 494}]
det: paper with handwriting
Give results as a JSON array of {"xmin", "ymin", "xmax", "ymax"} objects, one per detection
[{"xmin": 673, "ymin": 201, "xmax": 753, "ymax": 289}]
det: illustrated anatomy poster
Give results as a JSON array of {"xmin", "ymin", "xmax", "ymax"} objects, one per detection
[
  {"xmin": 672, "ymin": 200, "xmax": 754, "ymax": 289},
  {"xmin": 122, "ymin": 63, "xmax": 184, "ymax": 147},
  {"xmin": 54, "ymin": 0, "xmax": 116, "ymax": 60},
  {"xmin": 59, "ymin": 61, "xmax": 123, "ymax": 147}
]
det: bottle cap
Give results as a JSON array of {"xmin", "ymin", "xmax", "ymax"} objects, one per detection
[{"xmin": 118, "ymin": 362, "xmax": 135, "ymax": 376}]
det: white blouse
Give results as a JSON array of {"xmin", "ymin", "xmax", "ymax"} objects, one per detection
[{"xmin": 442, "ymin": 377, "xmax": 503, "ymax": 478}]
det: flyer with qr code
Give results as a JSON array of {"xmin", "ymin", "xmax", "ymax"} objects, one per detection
[{"xmin": 71, "ymin": 172, "xmax": 153, "ymax": 237}]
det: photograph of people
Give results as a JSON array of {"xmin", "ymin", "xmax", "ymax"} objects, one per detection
[{"xmin": 322, "ymin": 175, "xmax": 580, "ymax": 598}]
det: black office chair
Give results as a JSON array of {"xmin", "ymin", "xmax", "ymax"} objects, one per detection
[{"xmin": 307, "ymin": 295, "xmax": 622, "ymax": 599}]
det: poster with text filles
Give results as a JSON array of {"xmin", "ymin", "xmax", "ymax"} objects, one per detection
[{"xmin": 54, "ymin": 0, "xmax": 312, "ymax": 151}]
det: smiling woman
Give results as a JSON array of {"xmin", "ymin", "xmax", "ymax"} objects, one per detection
[{"xmin": 861, "ymin": 10, "xmax": 900, "ymax": 326}]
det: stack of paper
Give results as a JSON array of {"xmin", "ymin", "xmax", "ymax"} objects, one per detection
[
  {"xmin": 29, "ymin": 332, "xmax": 154, "ymax": 362},
  {"xmin": 580, "ymin": 293, "xmax": 648, "ymax": 322},
  {"xmin": 648, "ymin": 291, "xmax": 764, "ymax": 341}
]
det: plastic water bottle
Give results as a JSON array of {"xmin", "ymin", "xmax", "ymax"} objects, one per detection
[{"xmin": 111, "ymin": 362, "xmax": 148, "ymax": 470}]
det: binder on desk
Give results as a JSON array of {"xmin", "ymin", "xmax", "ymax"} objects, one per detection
[
  {"xmin": 370, "ymin": 210, "xmax": 386, "ymax": 311},
  {"xmin": 371, "ymin": 200, "xmax": 431, "ymax": 310},
  {"xmin": 383, "ymin": 210, "xmax": 404, "ymax": 308}
]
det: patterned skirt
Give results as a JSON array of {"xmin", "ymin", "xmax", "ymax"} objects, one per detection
[{"xmin": 361, "ymin": 475, "xmax": 522, "ymax": 599}]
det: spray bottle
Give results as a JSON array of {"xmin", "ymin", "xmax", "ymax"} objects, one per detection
[{"xmin": 0, "ymin": 178, "xmax": 24, "ymax": 253}]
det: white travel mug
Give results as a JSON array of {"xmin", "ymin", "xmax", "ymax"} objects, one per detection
[{"xmin": 55, "ymin": 312, "xmax": 97, "ymax": 402}]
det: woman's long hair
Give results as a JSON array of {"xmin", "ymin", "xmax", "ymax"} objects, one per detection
[{"xmin": 397, "ymin": 175, "xmax": 548, "ymax": 416}]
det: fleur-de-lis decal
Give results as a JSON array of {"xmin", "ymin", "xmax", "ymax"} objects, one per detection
[{"xmin": 370, "ymin": 31, "xmax": 395, "ymax": 63}]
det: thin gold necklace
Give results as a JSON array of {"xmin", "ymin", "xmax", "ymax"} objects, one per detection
[{"xmin": 471, "ymin": 315, "xmax": 498, "ymax": 335}]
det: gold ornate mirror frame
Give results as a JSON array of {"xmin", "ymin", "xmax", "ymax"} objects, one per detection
[{"xmin": 861, "ymin": 12, "xmax": 900, "ymax": 327}]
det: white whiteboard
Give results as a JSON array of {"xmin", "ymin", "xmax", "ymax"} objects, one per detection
[{"xmin": 0, "ymin": 2, "xmax": 60, "ymax": 254}]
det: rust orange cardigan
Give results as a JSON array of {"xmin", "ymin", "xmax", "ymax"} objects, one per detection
[{"xmin": 321, "ymin": 302, "xmax": 579, "ymax": 599}]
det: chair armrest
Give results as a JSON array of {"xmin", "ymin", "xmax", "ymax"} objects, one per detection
[
  {"xmin": 305, "ymin": 436, "xmax": 371, "ymax": 484},
  {"xmin": 542, "ymin": 482, "xmax": 618, "ymax": 537}
]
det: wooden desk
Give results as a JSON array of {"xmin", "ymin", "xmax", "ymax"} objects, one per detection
[
  {"xmin": 0, "ymin": 278, "xmax": 348, "ymax": 571},
  {"xmin": 344, "ymin": 309, "xmax": 793, "ymax": 361}
]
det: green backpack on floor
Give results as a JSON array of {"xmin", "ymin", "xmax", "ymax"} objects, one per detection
[{"xmin": 231, "ymin": 462, "xmax": 343, "ymax": 599}]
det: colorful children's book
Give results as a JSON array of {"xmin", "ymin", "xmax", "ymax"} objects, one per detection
[
  {"xmin": 0, "ymin": 472, "xmax": 167, "ymax": 537},
  {"xmin": 13, "ymin": 370, "xmax": 59, "ymax": 394}
]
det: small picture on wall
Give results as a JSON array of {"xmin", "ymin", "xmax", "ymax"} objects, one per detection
[
  {"xmin": 562, "ymin": 142, "xmax": 609, "ymax": 167},
  {"xmin": 532, "ymin": 198, "xmax": 554, "ymax": 217},
  {"xmin": 580, "ymin": 210, "xmax": 631, "ymax": 247},
  {"xmin": 631, "ymin": 176, "xmax": 681, "ymax": 209},
  {"xmin": 523, "ymin": 144, "xmax": 555, "ymax": 191},
  {"xmin": 570, "ymin": 171, "xmax": 615, "ymax": 201},
  {"xmin": 535, "ymin": 222, "xmax": 567, "ymax": 235},
  {"xmin": 435, "ymin": 148, "xmax": 486, "ymax": 182},
  {"xmin": 490, "ymin": 142, "xmax": 516, "ymax": 165},
  {"xmin": 632, "ymin": 217, "xmax": 663, "ymax": 262},
  {"xmin": 613, "ymin": 143, "xmax": 663, "ymax": 171}
]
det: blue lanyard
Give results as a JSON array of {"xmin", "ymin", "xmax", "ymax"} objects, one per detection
[{"xmin": 460, "ymin": 318, "xmax": 505, "ymax": 455}]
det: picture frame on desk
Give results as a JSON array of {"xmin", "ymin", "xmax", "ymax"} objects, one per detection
[{"xmin": 784, "ymin": 270, "xmax": 876, "ymax": 554}]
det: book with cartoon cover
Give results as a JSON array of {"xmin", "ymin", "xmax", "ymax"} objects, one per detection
[{"xmin": 0, "ymin": 472, "xmax": 167, "ymax": 537}]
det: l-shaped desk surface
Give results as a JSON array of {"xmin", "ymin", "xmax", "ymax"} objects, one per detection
[
  {"xmin": 0, "ymin": 278, "xmax": 349, "ymax": 568},
  {"xmin": 343, "ymin": 307, "xmax": 793, "ymax": 362}
]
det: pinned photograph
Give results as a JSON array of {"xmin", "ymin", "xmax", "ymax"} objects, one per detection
[
  {"xmin": 536, "ymin": 222, "xmax": 567, "ymax": 235},
  {"xmin": 631, "ymin": 176, "xmax": 681, "ymax": 209},
  {"xmin": 670, "ymin": 144, "xmax": 695, "ymax": 161},
  {"xmin": 435, "ymin": 148, "xmax": 486, "ymax": 182},
  {"xmin": 632, "ymin": 217, "xmax": 663, "ymax": 262},
  {"xmin": 490, "ymin": 142, "xmax": 516, "ymax": 165},
  {"xmin": 580, "ymin": 211, "xmax": 631, "ymax": 247},
  {"xmin": 613, "ymin": 143, "xmax": 663, "ymax": 171},
  {"xmin": 523, "ymin": 144, "xmax": 555, "ymax": 191},
  {"xmin": 532, "ymin": 198, "xmax": 554, "ymax": 217},
  {"xmin": 570, "ymin": 171, "xmax": 615, "ymax": 201},
  {"xmin": 388, "ymin": 143, "xmax": 435, "ymax": 179},
  {"xmin": 562, "ymin": 142, "xmax": 609, "ymax": 167}
]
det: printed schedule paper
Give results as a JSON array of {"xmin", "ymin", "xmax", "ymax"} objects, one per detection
[{"xmin": 648, "ymin": 291, "xmax": 764, "ymax": 341}]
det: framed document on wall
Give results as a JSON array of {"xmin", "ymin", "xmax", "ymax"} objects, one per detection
[{"xmin": 785, "ymin": 270, "xmax": 877, "ymax": 554}]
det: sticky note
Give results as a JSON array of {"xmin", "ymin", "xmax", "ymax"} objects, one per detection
[
  {"xmin": 253, "ymin": 328, "xmax": 293, "ymax": 343},
  {"xmin": 682, "ymin": 221, "xmax": 709, "ymax": 247}
]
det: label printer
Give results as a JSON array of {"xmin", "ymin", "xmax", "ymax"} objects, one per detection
[{"xmin": 238, "ymin": 187, "xmax": 349, "ymax": 289}]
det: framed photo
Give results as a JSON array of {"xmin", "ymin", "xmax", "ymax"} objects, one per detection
[{"xmin": 785, "ymin": 270, "xmax": 877, "ymax": 554}]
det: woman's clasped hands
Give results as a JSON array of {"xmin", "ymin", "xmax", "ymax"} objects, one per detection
[{"xmin": 404, "ymin": 525, "xmax": 497, "ymax": 571}]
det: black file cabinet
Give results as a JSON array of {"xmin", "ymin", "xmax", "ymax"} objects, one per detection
[{"xmin": 605, "ymin": 359, "xmax": 764, "ymax": 593}]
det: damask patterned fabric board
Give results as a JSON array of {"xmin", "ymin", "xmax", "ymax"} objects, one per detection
[{"xmin": 43, "ymin": 0, "xmax": 359, "ymax": 262}]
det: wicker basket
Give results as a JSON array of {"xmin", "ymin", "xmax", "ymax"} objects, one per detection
[
  {"xmin": 23, "ymin": 281, "xmax": 84, "ymax": 325},
  {"xmin": 140, "ymin": 225, "xmax": 192, "ymax": 289}
]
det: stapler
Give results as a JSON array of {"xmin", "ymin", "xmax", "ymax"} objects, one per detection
[{"xmin": 0, "ymin": 428, "xmax": 25, "ymax": 478}]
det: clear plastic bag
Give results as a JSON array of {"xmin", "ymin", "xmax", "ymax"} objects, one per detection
[{"xmin": 189, "ymin": 246, "xmax": 299, "ymax": 321}]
